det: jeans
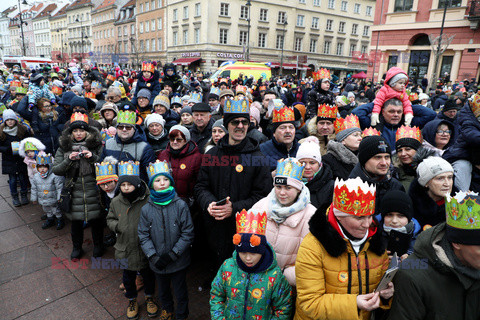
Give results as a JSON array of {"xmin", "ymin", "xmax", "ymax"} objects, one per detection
[
  {"xmin": 155, "ymin": 268, "xmax": 189, "ymax": 320},
  {"xmin": 452, "ymin": 159, "xmax": 472, "ymax": 191},
  {"xmin": 123, "ymin": 267, "xmax": 156, "ymax": 299},
  {"xmin": 8, "ymin": 172, "xmax": 28, "ymax": 196}
]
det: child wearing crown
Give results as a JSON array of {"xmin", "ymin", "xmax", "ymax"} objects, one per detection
[
  {"xmin": 131, "ymin": 61, "xmax": 161, "ymax": 106},
  {"xmin": 31, "ymin": 152, "xmax": 65, "ymax": 230},
  {"xmin": 138, "ymin": 160, "xmax": 194, "ymax": 320},
  {"xmin": 210, "ymin": 209, "xmax": 293, "ymax": 319},
  {"xmin": 19, "ymin": 137, "xmax": 46, "ymax": 179}
]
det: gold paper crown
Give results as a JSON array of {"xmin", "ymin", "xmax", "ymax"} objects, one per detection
[
  {"xmin": 317, "ymin": 103, "xmax": 337, "ymax": 119},
  {"xmin": 446, "ymin": 192, "xmax": 480, "ymax": 231},
  {"xmin": 276, "ymin": 158, "xmax": 305, "ymax": 181},
  {"xmin": 85, "ymin": 92, "xmax": 96, "ymax": 99},
  {"xmin": 471, "ymin": 93, "xmax": 480, "ymax": 118},
  {"xmin": 312, "ymin": 68, "xmax": 331, "ymax": 81},
  {"xmin": 224, "ymin": 98, "xmax": 249, "ymax": 114},
  {"xmin": 235, "ymin": 85, "xmax": 247, "ymax": 96},
  {"xmin": 395, "ymin": 125, "xmax": 422, "ymax": 143},
  {"xmin": 142, "ymin": 62, "xmax": 156, "ymax": 73},
  {"xmin": 70, "ymin": 112, "xmax": 88, "ymax": 124},
  {"xmin": 235, "ymin": 209, "xmax": 267, "ymax": 235},
  {"xmin": 334, "ymin": 114, "xmax": 360, "ymax": 134},
  {"xmin": 362, "ymin": 127, "xmax": 381, "ymax": 137},
  {"xmin": 106, "ymin": 74, "xmax": 116, "ymax": 81},
  {"xmin": 273, "ymin": 105, "xmax": 295, "ymax": 123},
  {"xmin": 333, "ymin": 177, "xmax": 376, "ymax": 216}
]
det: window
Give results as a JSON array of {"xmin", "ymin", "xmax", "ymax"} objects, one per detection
[
  {"xmin": 183, "ymin": 30, "xmax": 188, "ymax": 44},
  {"xmin": 328, "ymin": 0, "xmax": 335, "ymax": 9},
  {"xmin": 276, "ymin": 34, "xmax": 284, "ymax": 49},
  {"xmin": 259, "ymin": 9, "xmax": 268, "ymax": 21},
  {"xmin": 219, "ymin": 28, "xmax": 228, "ymax": 44},
  {"xmin": 140, "ymin": 3, "xmax": 143, "ymax": 13},
  {"xmin": 239, "ymin": 30, "xmax": 247, "ymax": 45},
  {"xmin": 173, "ymin": 9, "xmax": 178, "ymax": 21},
  {"xmin": 278, "ymin": 11, "xmax": 286, "ymax": 24},
  {"xmin": 341, "ymin": 1, "xmax": 347, "ymax": 11},
  {"xmin": 438, "ymin": 0, "xmax": 461, "ymax": 7},
  {"xmin": 151, "ymin": 20, "xmax": 155, "ymax": 30},
  {"xmin": 145, "ymin": 2, "xmax": 149, "ymax": 11},
  {"xmin": 258, "ymin": 33, "xmax": 266, "ymax": 48},
  {"xmin": 151, "ymin": 38, "xmax": 155, "ymax": 51},
  {"xmin": 195, "ymin": 3, "xmax": 201, "ymax": 16},
  {"xmin": 183, "ymin": 6, "xmax": 189, "ymax": 19},
  {"xmin": 299, "ymin": 0, "xmax": 306, "ymax": 3},
  {"xmin": 140, "ymin": 40, "xmax": 144, "ymax": 51},
  {"xmin": 125, "ymin": 41, "xmax": 128, "ymax": 52},
  {"xmin": 158, "ymin": 18, "xmax": 162, "ymax": 30},
  {"xmin": 363, "ymin": 25, "xmax": 369, "ymax": 36},
  {"xmin": 158, "ymin": 0, "xmax": 162, "ymax": 8},
  {"xmin": 158, "ymin": 38, "xmax": 162, "ymax": 50},
  {"xmin": 173, "ymin": 31, "xmax": 178, "ymax": 45},
  {"xmin": 326, "ymin": 19, "xmax": 333, "ymax": 31},
  {"xmin": 240, "ymin": 5, "xmax": 249, "ymax": 19},
  {"xmin": 349, "ymin": 44, "xmax": 356, "ymax": 56},
  {"xmin": 309, "ymin": 39, "xmax": 317, "ymax": 53},
  {"xmin": 352, "ymin": 23, "xmax": 358, "ymax": 35},
  {"xmin": 146, "ymin": 39, "xmax": 149, "ymax": 52},
  {"xmin": 339, "ymin": 21, "xmax": 345, "ymax": 33},
  {"xmin": 220, "ymin": 3, "xmax": 229, "ymax": 16},
  {"xmin": 131, "ymin": 24, "xmax": 135, "ymax": 34},
  {"xmin": 312, "ymin": 17, "xmax": 319, "ymax": 29},
  {"xmin": 194, "ymin": 28, "xmax": 200, "ymax": 44},
  {"xmin": 336, "ymin": 42, "xmax": 343, "ymax": 55},
  {"xmin": 140, "ymin": 22, "xmax": 144, "ymax": 33},
  {"xmin": 324, "ymin": 40, "xmax": 331, "ymax": 54},
  {"xmin": 394, "ymin": 0, "xmax": 413, "ymax": 12},
  {"xmin": 151, "ymin": 0, "xmax": 155, "ymax": 10},
  {"xmin": 361, "ymin": 45, "xmax": 367, "ymax": 54},
  {"xmin": 354, "ymin": 3, "xmax": 360, "ymax": 13},
  {"xmin": 118, "ymin": 27, "xmax": 122, "ymax": 37},
  {"xmin": 296, "ymin": 15, "xmax": 304, "ymax": 27},
  {"xmin": 145, "ymin": 21, "xmax": 149, "ymax": 32},
  {"xmin": 366, "ymin": 6, "xmax": 372, "ymax": 16},
  {"xmin": 313, "ymin": 0, "xmax": 320, "ymax": 5}
]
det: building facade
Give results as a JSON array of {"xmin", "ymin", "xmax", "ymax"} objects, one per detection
[
  {"xmin": 9, "ymin": 3, "xmax": 45, "ymax": 57},
  {"xmin": 50, "ymin": 4, "xmax": 69, "ymax": 66},
  {"xmin": 367, "ymin": 0, "xmax": 480, "ymax": 86},
  {"xmin": 115, "ymin": 0, "xmax": 137, "ymax": 67},
  {"xmin": 33, "ymin": 3, "xmax": 58, "ymax": 58},
  {"xmin": 0, "ymin": 6, "xmax": 18, "ymax": 58},
  {"xmin": 66, "ymin": 0, "xmax": 98, "ymax": 64},
  {"xmin": 135, "ymin": 0, "xmax": 167, "ymax": 66}
]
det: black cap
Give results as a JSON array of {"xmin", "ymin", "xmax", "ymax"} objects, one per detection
[
  {"xmin": 442, "ymin": 99, "xmax": 457, "ymax": 113},
  {"xmin": 379, "ymin": 190, "xmax": 413, "ymax": 222},
  {"xmin": 191, "ymin": 102, "xmax": 210, "ymax": 113},
  {"xmin": 358, "ymin": 136, "xmax": 391, "ymax": 168}
]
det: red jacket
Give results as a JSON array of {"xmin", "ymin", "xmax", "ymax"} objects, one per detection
[{"xmin": 373, "ymin": 67, "xmax": 413, "ymax": 115}]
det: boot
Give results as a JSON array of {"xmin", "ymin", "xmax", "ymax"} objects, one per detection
[
  {"xmin": 126, "ymin": 299, "xmax": 139, "ymax": 320},
  {"xmin": 70, "ymin": 246, "xmax": 83, "ymax": 260},
  {"xmin": 41, "ymin": 214, "xmax": 47, "ymax": 220},
  {"xmin": 20, "ymin": 192, "xmax": 29, "ymax": 205},
  {"xmin": 56, "ymin": 217, "xmax": 65, "ymax": 230},
  {"xmin": 92, "ymin": 245, "xmax": 104, "ymax": 258},
  {"xmin": 42, "ymin": 217, "xmax": 55, "ymax": 229},
  {"xmin": 159, "ymin": 310, "xmax": 174, "ymax": 320},
  {"xmin": 145, "ymin": 296, "xmax": 159, "ymax": 318},
  {"xmin": 92, "ymin": 220, "xmax": 104, "ymax": 258},
  {"xmin": 71, "ymin": 227, "xmax": 84, "ymax": 260},
  {"xmin": 12, "ymin": 194, "xmax": 21, "ymax": 207}
]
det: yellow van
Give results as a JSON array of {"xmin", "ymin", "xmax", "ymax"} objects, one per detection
[{"xmin": 210, "ymin": 62, "xmax": 271, "ymax": 82}]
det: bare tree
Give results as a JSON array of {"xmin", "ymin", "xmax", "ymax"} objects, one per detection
[{"xmin": 428, "ymin": 33, "xmax": 455, "ymax": 90}]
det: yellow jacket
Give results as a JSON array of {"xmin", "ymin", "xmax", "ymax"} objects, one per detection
[{"xmin": 294, "ymin": 208, "xmax": 390, "ymax": 320}]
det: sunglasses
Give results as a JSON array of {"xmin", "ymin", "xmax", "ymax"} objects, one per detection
[
  {"xmin": 230, "ymin": 119, "xmax": 249, "ymax": 127},
  {"xmin": 117, "ymin": 125, "xmax": 133, "ymax": 131},
  {"xmin": 169, "ymin": 137, "xmax": 185, "ymax": 142}
]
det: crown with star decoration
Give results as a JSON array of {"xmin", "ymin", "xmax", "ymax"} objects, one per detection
[
  {"xmin": 445, "ymin": 191, "xmax": 480, "ymax": 244},
  {"xmin": 395, "ymin": 125, "xmax": 422, "ymax": 143},
  {"xmin": 224, "ymin": 98, "xmax": 249, "ymax": 114},
  {"xmin": 190, "ymin": 92, "xmax": 203, "ymax": 103},
  {"xmin": 317, "ymin": 103, "xmax": 337, "ymax": 119},
  {"xmin": 106, "ymin": 74, "xmax": 116, "ymax": 82},
  {"xmin": 147, "ymin": 160, "xmax": 172, "ymax": 180},
  {"xmin": 118, "ymin": 161, "xmax": 140, "ymax": 176},
  {"xmin": 235, "ymin": 209, "xmax": 267, "ymax": 235},
  {"xmin": 333, "ymin": 177, "xmax": 376, "ymax": 216},
  {"xmin": 334, "ymin": 114, "xmax": 361, "ymax": 134},
  {"xmin": 362, "ymin": 127, "xmax": 381, "ymax": 137},
  {"xmin": 141, "ymin": 62, "xmax": 156, "ymax": 73},
  {"xmin": 272, "ymin": 101, "xmax": 295, "ymax": 123}
]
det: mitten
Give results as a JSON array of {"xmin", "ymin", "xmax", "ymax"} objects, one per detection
[
  {"xmin": 28, "ymin": 103, "xmax": 35, "ymax": 111},
  {"xmin": 370, "ymin": 112, "xmax": 380, "ymax": 126},
  {"xmin": 404, "ymin": 113, "xmax": 414, "ymax": 126}
]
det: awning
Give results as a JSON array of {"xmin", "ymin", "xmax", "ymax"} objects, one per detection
[
  {"xmin": 172, "ymin": 57, "xmax": 201, "ymax": 66},
  {"xmin": 270, "ymin": 62, "xmax": 309, "ymax": 70}
]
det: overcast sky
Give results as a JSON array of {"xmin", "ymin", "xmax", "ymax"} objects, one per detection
[{"xmin": 1, "ymin": 0, "xmax": 24, "ymax": 14}]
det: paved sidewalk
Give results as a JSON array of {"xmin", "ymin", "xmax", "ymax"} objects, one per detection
[{"xmin": 0, "ymin": 174, "xmax": 211, "ymax": 320}]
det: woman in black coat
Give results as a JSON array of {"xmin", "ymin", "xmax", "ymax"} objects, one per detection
[{"xmin": 32, "ymin": 98, "xmax": 66, "ymax": 154}]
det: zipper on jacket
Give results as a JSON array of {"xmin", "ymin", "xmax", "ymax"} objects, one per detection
[
  {"xmin": 82, "ymin": 176, "xmax": 88, "ymax": 222},
  {"xmin": 242, "ymin": 273, "xmax": 251, "ymax": 320},
  {"xmin": 357, "ymin": 255, "xmax": 362, "ymax": 295}
]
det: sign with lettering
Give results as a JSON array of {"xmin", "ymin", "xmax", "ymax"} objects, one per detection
[
  {"xmin": 216, "ymin": 52, "xmax": 244, "ymax": 59},
  {"xmin": 181, "ymin": 52, "xmax": 201, "ymax": 57}
]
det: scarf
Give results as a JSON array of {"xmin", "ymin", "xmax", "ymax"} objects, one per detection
[
  {"xmin": 169, "ymin": 143, "xmax": 187, "ymax": 158},
  {"xmin": 71, "ymin": 140, "xmax": 93, "ymax": 176},
  {"xmin": 142, "ymin": 74, "xmax": 153, "ymax": 82},
  {"xmin": 150, "ymin": 186, "xmax": 176, "ymax": 206},
  {"xmin": 440, "ymin": 236, "xmax": 480, "ymax": 280},
  {"xmin": 3, "ymin": 125, "xmax": 18, "ymax": 136},
  {"xmin": 338, "ymin": 222, "xmax": 369, "ymax": 255},
  {"xmin": 383, "ymin": 220, "xmax": 415, "ymax": 235},
  {"xmin": 302, "ymin": 169, "xmax": 320, "ymax": 183},
  {"xmin": 39, "ymin": 171, "xmax": 49, "ymax": 179},
  {"xmin": 267, "ymin": 185, "xmax": 310, "ymax": 224}
]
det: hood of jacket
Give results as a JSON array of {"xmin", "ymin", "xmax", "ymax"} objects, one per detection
[
  {"xmin": 326, "ymin": 140, "xmax": 358, "ymax": 165},
  {"xmin": 59, "ymin": 125, "xmax": 102, "ymax": 151},
  {"xmin": 19, "ymin": 137, "xmax": 46, "ymax": 158},
  {"xmin": 385, "ymin": 67, "xmax": 408, "ymax": 85},
  {"xmin": 421, "ymin": 118, "xmax": 455, "ymax": 148},
  {"xmin": 114, "ymin": 124, "xmax": 148, "ymax": 144}
]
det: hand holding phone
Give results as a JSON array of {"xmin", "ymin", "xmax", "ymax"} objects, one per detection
[{"xmin": 216, "ymin": 197, "xmax": 228, "ymax": 206}]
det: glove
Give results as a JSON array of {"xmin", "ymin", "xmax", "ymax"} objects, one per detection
[
  {"xmin": 370, "ymin": 112, "xmax": 380, "ymax": 126},
  {"xmin": 150, "ymin": 253, "xmax": 174, "ymax": 270},
  {"xmin": 404, "ymin": 113, "xmax": 414, "ymax": 126},
  {"xmin": 28, "ymin": 103, "xmax": 35, "ymax": 111},
  {"xmin": 50, "ymin": 99, "xmax": 56, "ymax": 105}
]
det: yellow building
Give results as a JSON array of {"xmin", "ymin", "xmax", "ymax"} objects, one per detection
[{"xmin": 50, "ymin": 4, "xmax": 69, "ymax": 66}]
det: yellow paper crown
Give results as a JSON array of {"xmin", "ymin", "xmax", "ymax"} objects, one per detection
[
  {"xmin": 106, "ymin": 74, "xmax": 116, "ymax": 82},
  {"xmin": 70, "ymin": 112, "xmax": 88, "ymax": 124},
  {"xmin": 224, "ymin": 98, "xmax": 249, "ymax": 114},
  {"xmin": 317, "ymin": 103, "xmax": 337, "ymax": 119},
  {"xmin": 333, "ymin": 177, "xmax": 376, "ymax": 216},
  {"xmin": 471, "ymin": 93, "xmax": 480, "ymax": 118},
  {"xmin": 395, "ymin": 125, "xmax": 422, "ymax": 143},
  {"xmin": 85, "ymin": 92, "xmax": 96, "ymax": 99},
  {"xmin": 334, "ymin": 114, "xmax": 360, "ymax": 134},
  {"xmin": 272, "ymin": 105, "xmax": 295, "ymax": 123},
  {"xmin": 313, "ymin": 68, "xmax": 331, "ymax": 81},
  {"xmin": 362, "ymin": 127, "xmax": 381, "ymax": 137},
  {"xmin": 235, "ymin": 209, "xmax": 267, "ymax": 235}
]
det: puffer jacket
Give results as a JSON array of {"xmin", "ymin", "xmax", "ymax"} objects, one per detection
[
  {"xmin": 138, "ymin": 196, "xmax": 194, "ymax": 274},
  {"xmin": 30, "ymin": 169, "xmax": 64, "ymax": 206},
  {"xmin": 52, "ymin": 127, "xmax": 103, "ymax": 221},
  {"xmin": 306, "ymin": 81, "xmax": 335, "ymax": 119},
  {"xmin": 131, "ymin": 70, "xmax": 161, "ymax": 106},
  {"xmin": 106, "ymin": 182, "xmax": 150, "ymax": 271},
  {"xmin": 322, "ymin": 140, "xmax": 358, "ymax": 180},
  {"xmin": 294, "ymin": 207, "xmax": 390, "ymax": 320},
  {"xmin": 251, "ymin": 196, "xmax": 316, "ymax": 286},
  {"xmin": 372, "ymin": 67, "xmax": 412, "ymax": 115},
  {"xmin": 31, "ymin": 110, "xmax": 66, "ymax": 154},
  {"xmin": 296, "ymin": 117, "xmax": 336, "ymax": 155},
  {"xmin": 0, "ymin": 122, "xmax": 30, "ymax": 175}
]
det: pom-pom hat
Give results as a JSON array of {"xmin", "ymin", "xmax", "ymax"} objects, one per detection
[{"xmin": 233, "ymin": 209, "xmax": 268, "ymax": 254}]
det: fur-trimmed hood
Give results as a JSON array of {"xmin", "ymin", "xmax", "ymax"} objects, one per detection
[
  {"xmin": 58, "ymin": 125, "xmax": 103, "ymax": 151},
  {"xmin": 326, "ymin": 140, "xmax": 358, "ymax": 165},
  {"xmin": 306, "ymin": 116, "xmax": 336, "ymax": 141},
  {"xmin": 19, "ymin": 137, "xmax": 46, "ymax": 157}
]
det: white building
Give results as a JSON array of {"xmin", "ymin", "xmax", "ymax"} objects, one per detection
[{"xmin": 0, "ymin": 6, "xmax": 18, "ymax": 58}]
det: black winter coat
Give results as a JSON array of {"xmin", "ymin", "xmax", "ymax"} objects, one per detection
[
  {"xmin": 0, "ymin": 123, "xmax": 30, "ymax": 175},
  {"xmin": 32, "ymin": 110, "xmax": 66, "ymax": 154},
  {"xmin": 306, "ymin": 83, "xmax": 335, "ymax": 119},
  {"xmin": 305, "ymin": 164, "xmax": 334, "ymax": 209},
  {"xmin": 322, "ymin": 140, "xmax": 358, "ymax": 180},
  {"xmin": 131, "ymin": 70, "xmax": 161, "ymax": 106},
  {"xmin": 189, "ymin": 118, "xmax": 214, "ymax": 153}
]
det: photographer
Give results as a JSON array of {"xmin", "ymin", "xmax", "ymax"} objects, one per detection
[{"xmin": 53, "ymin": 112, "xmax": 104, "ymax": 260}]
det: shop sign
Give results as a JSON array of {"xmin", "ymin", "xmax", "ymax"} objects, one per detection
[
  {"xmin": 216, "ymin": 52, "xmax": 244, "ymax": 59},
  {"xmin": 181, "ymin": 52, "xmax": 201, "ymax": 57}
]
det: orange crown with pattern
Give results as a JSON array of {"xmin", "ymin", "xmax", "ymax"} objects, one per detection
[
  {"xmin": 334, "ymin": 114, "xmax": 360, "ymax": 134},
  {"xmin": 471, "ymin": 93, "xmax": 480, "ymax": 118},
  {"xmin": 272, "ymin": 104, "xmax": 295, "ymax": 123},
  {"xmin": 312, "ymin": 68, "xmax": 331, "ymax": 81},
  {"xmin": 106, "ymin": 74, "xmax": 115, "ymax": 82},
  {"xmin": 362, "ymin": 127, "xmax": 381, "ymax": 137},
  {"xmin": 235, "ymin": 209, "xmax": 267, "ymax": 235},
  {"xmin": 317, "ymin": 103, "xmax": 337, "ymax": 119},
  {"xmin": 333, "ymin": 177, "xmax": 376, "ymax": 216},
  {"xmin": 10, "ymin": 80, "xmax": 21, "ymax": 88},
  {"xmin": 70, "ymin": 112, "xmax": 89, "ymax": 124},
  {"xmin": 85, "ymin": 92, "xmax": 96, "ymax": 99},
  {"xmin": 52, "ymin": 86, "xmax": 62, "ymax": 95},
  {"xmin": 395, "ymin": 125, "xmax": 422, "ymax": 143},
  {"xmin": 142, "ymin": 62, "xmax": 156, "ymax": 73}
]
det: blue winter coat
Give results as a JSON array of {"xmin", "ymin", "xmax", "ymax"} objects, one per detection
[
  {"xmin": 435, "ymin": 111, "xmax": 459, "ymax": 138},
  {"xmin": 260, "ymin": 137, "xmax": 300, "ymax": 171},
  {"xmin": 31, "ymin": 110, "xmax": 66, "ymax": 154},
  {"xmin": 433, "ymin": 94, "xmax": 448, "ymax": 110},
  {"xmin": 131, "ymin": 70, "xmax": 161, "ymax": 106}
]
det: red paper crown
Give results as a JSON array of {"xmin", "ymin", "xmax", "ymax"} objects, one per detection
[
  {"xmin": 317, "ymin": 103, "xmax": 337, "ymax": 119},
  {"xmin": 273, "ymin": 106, "xmax": 295, "ymax": 123},
  {"xmin": 362, "ymin": 127, "xmax": 381, "ymax": 137},
  {"xmin": 333, "ymin": 178, "xmax": 376, "ymax": 216},
  {"xmin": 52, "ymin": 86, "xmax": 62, "ymax": 95},
  {"xmin": 408, "ymin": 92, "xmax": 418, "ymax": 102},
  {"xmin": 395, "ymin": 125, "xmax": 422, "ymax": 143},
  {"xmin": 312, "ymin": 68, "xmax": 331, "ymax": 81},
  {"xmin": 10, "ymin": 80, "xmax": 21, "ymax": 88},
  {"xmin": 334, "ymin": 114, "xmax": 360, "ymax": 134},
  {"xmin": 70, "ymin": 112, "xmax": 89, "ymax": 124},
  {"xmin": 106, "ymin": 74, "xmax": 116, "ymax": 81},
  {"xmin": 85, "ymin": 92, "xmax": 96, "ymax": 99},
  {"xmin": 235, "ymin": 209, "xmax": 267, "ymax": 235},
  {"xmin": 142, "ymin": 62, "xmax": 156, "ymax": 73}
]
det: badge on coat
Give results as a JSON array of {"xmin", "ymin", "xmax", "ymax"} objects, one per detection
[
  {"xmin": 43, "ymin": 190, "xmax": 49, "ymax": 195},
  {"xmin": 251, "ymin": 288, "xmax": 263, "ymax": 299},
  {"xmin": 338, "ymin": 271, "xmax": 348, "ymax": 283},
  {"xmin": 180, "ymin": 163, "xmax": 186, "ymax": 170},
  {"xmin": 235, "ymin": 164, "xmax": 243, "ymax": 173},
  {"xmin": 147, "ymin": 83, "xmax": 151, "ymax": 87}
]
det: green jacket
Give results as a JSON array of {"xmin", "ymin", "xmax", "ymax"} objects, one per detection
[
  {"xmin": 106, "ymin": 181, "xmax": 150, "ymax": 271},
  {"xmin": 389, "ymin": 223, "xmax": 480, "ymax": 320},
  {"xmin": 210, "ymin": 245, "xmax": 293, "ymax": 320}
]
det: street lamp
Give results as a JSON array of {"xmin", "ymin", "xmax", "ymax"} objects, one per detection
[
  {"xmin": 75, "ymin": 17, "xmax": 87, "ymax": 69},
  {"xmin": 16, "ymin": 0, "xmax": 29, "ymax": 56},
  {"xmin": 245, "ymin": 0, "xmax": 251, "ymax": 62},
  {"xmin": 280, "ymin": 19, "xmax": 288, "ymax": 76}
]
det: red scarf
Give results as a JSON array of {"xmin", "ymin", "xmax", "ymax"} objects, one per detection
[{"xmin": 327, "ymin": 206, "xmax": 377, "ymax": 239}]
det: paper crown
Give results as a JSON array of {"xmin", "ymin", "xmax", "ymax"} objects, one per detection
[
  {"xmin": 334, "ymin": 114, "xmax": 360, "ymax": 134},
  {"xmin": 153, "ymin": 94, "xmax": 170, "ymax": 107},
  {"xmin": 95, "ymin": 161, "xmax": 118, "ymax": 182},
  {"xmin": 141, "ymin": 62, "xmax": 156, "ymax": 73},
  {"xmin": 147, "ymin": 160, "xmax": 172, "ymax": 180},
  {"xmin": 100, "ymin": 128, "xmax": 114, "ymax": 143},
  {"xmin": 312, "ymin": 68, "xmax": 331, "ymax": 81},
  {"xmin": 91, "ymin": 81, "xmax": 102, "ymax": 89},
  {"xmin": 446, "ymin": 192, "xmax": 480, "ymax": 242},
  {"xmin": 36, "ymin": 153, "xmax": 53, "ymax": 165},
  {"xmin": 118, "ymin": 161, "xmax": 140, "ymax": 176},
  {"xmin": 52, "ymin": 86, "xmax": 62, "ymax": 95},
  {"xmin": 219, "ymin": 78, "xmax": 229, "ymax": 85},
  {"xmin": 395, "ymin": 125, "xmax": 422, "ymax": 143},
  {"xmin": 471, "ymin": 93, "xmax": 480, "ymax": 118},
  {"xmin": 276, "ymin": 158, "xmax": 305, "ymax": 181},
  {"xmin": 362, "ymin": 127, "xmax": 381, "ymax": 137},
  {"xmin": 16, "ymin": 87, "xmax": 27, "ymax": 94},
  {"xmin": 111, "ymin": 81, "xmax": 122, "ymax": 88},
  {"xmin": 408, "ymin": 92, "xmax": 418, "ymax": 102},
  {"xmin": 171, "ymin": 96, "xmax": 182, "ymax": 105},
  {"xmin": 272, "ymin": 102, "xmax": 295, "ymax": 123},
  {"xmin": 333, "ymin": 177, "xmax": 376, "ymax": 216},
  {"xmin": 85, "ymin": 92, "xmax": 96, "ymax": 99},
  {"xmin": 182, "ymin": 77, "xmax": 190, "ymax": 86},
  {"xmin": 190, "ymin": 92, "xmax": 202, "ymax": 103},
  {"xmin": 235, "ymin": 209, "xmax": 267, "ymax": 235},
  {"xmin": 117, "ymin": 110, "xmax": 136, "ymax": 125},
  {"xmin": 235, "ymin": 85, "xmax": 247, "ymax": 95},
  {"xmin": 317, "ymin": 103, "xmax": 337, "ymax": 119},
  {"xmin": 0, "ymin": 103, "xmax": 6, "ymax": 114},
  {"xmin": 106, "ymin": 74, "xmax": 116, "ymax": 82},
  {"xmin": 70, "ymin": 112, "xmax": 88, "ymax": 124},
  {"xmin": 224, "ymin": 98, "xmax": 249, "ymax": 114},
  {"xmin": 10, "ymin": 80, "xmax": 21, "ymax": 88},
  {"xmin": 259, "ymin": 85, "xmax": 267, "ymax": 91},
  {"xmin": 24, "ymin": 141, "xmax": 38, "ymax": 151},
  {"xmin": 209, "ymin": 86, "xmax": 221, "ymax": 96}
]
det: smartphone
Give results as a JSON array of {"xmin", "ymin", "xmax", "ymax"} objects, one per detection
[
  {"xmin": 375, "ymin": 252, "xmax": 399, "ymax": 292},
  {"xmin": 216, "ymin": 198, "xmax": 228, "ymax": 206}
]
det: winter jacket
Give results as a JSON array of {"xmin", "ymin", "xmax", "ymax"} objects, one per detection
[
  {"xmin": 247, "ymin": 126, "xmax": 268, "ymax": 144},
  {"xmin": 30, "ymin": 170, "xmax": 64, "ymax": 206},
  {"xmin": 433, "ymin": 94, "xmax": 448, "ymax": 110},
  {"xmin": 160, "ymin": 109, "xmax": 180, "ymax": 132},
  {"xmin": 100, "ymin": 125, "xmax": 156, "ymax": 183},
  {"xmin": 146, "ymin": 130, "xmax": 169, "ymax": 154},
  {"xmin": 161, "ymin": 65, "xmax": 183, "ymax": 94},
  {"xmin": 251, "ymin": 197, "xmax": 316, "ymax": 286},
  {"xmin": 322, "ymin": 140, "xmax": 358, "ymax": 180},
  {"xmin": 52, "ymin": 127, "xmax": 103, "ymax": 221},
  {"xmin": 131, "ymin": 70, "xmax": 161, "ymax": 106},
  {"xmin": 296, "ymin": 117, "xmax": 336, "ymax": 155},
  {"xmin": 305, "ymin": 164, "xmax": 335, "ymax": 209},
  {"xmin": 389, "ymin": 223, "xmax": 480, "ymax": 320},
  {"xmin": 306, "ymin": 81, "xmax": 335, "ymax": 119},
  {"xmin": 138, "ymin": 196, "xmax": 194, "ymax": 274},
  {"xmin": 106, "ymin": 182, "xmax": 150, "ymax": 271},
  {"xmin": 372, "ymin": 67, "xmax": 412, "ymax": 116},
  {"xmin": 158, "ymin": 141, "xmax": 202, "ymax": 201},
  {"xmin": 294, "ymin": 208, "xmax": 390, "ymax": 320},
  {"xmin": 31, "ymin": 110, "xmax": 66, "ymax": 154},
  {"xmin": 0, "ymin": 123, "xmax": 30, "ymax": 175},
  {"xmin": 28, "ymin": 83, "xmax": 55, "ymax": 105},
  {"xmin": 435, "ymin": 110, "xmax": 459, "ymax": 138},
  {"xmin": 422, "ymin": 119, "xmax": 456, "ymax": 158},
  {"xmin": 260, "ymin": 137, "xmax": 300, "ymax": 171},
  {"xmin": 0, "ymin": 91, "xmax": 10, "ymax": 105},
  {"xmin": 189, "ymin": 118, "xmax": 214, "ymax": 154},
  {"xmin": 210, "ymin": 246, "xmax": 293, "ymax": 320}
]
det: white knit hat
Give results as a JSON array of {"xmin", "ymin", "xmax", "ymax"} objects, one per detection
[
  {"xmin": 417, "ymin": 156, "xmax": 454, "ymax": 187},
  {"xmin": 144, "ymin": 113, "xmax": 165, "ymax": 128},
  {"xmin": 2, "ymin": 109, "xmax": 17, "ymax": 122},
  {"xmin": 296, "ymin": 136, "xmax": 322, "ymax": 164}
]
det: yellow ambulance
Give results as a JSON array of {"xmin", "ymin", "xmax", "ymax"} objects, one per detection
[{"xmin": 210, "ymin": 62, "xmax": 271, "ymax": 82}]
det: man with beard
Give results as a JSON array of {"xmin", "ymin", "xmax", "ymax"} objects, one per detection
[
  {"xmin": 189, "ymin": 102, "xmax": 215, "ymax": 153},
  {"xmin": 260, "ymin": 99, "xmax": 299, "ymax": 171}
]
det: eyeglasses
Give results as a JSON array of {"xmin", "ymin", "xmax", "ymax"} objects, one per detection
[
  {"xmin": 106, "ymin": 96, "xmax": 118, "ymax": 101},
  {"xmin": 99, "ymin": 180, "xmax": 115, "ymax": 187},
  {"xmin": 230, "ymin": 119, "xmax": 249, "ymax": 127},
  {"xmin": 169, "ymin": 137, "xmax": 185, "ymax": 143},
  {"xmin": 117, "ymin": 125, "xmax": 133, "ymax": 131},
  {"xmin": 436, "ymin": 130, "xmax": 451, "ymax": 135}
]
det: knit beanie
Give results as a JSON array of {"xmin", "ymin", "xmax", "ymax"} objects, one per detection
[
  {"xmin": 417, "ymin": 156, "xmax": 454, "ymax": 187},
  {"xmin": 388, "ymin": 73, "xmax": 408, "ymax": 87},
  {"xmin": 336, "ymin": 127, "xmax": 362, "ymax": 142},
  {"xmin": 71, "ymin": 84, "xmax": 84, "ymax": 96},
  {"xmin": 180, "ymin": 106, "xmax": 192, "ymax": 115},
  {"xmin": 2, "ymin": 109, "xmax": 17, "ymax": 122},
  {"xmin": 137, "ymin": 88, "xmax": 152, "ymax": 101},
  {"xmin": 169, "ymin": 124, "xmax": 191, "ymax": 142},
  {"xmin": 358, "ymin": 136, "xmax": 391, "ymax": 168},
  {"xmin": 153, "ymin": 94, "xmax": 170, "ymax": 110},
  {"xmin": 234, "ymin": 232, "xmax": 267, "ymax": 255},
  {"xmin": 148, "ymin": 172, "xmax": 175, "ymax": 188},
  {"xmin": 442, "ymin": 99, "xmax": 457, "ymax": 113},
  {"xmin": 213, "ymin": 119, "xmax": 227, "ymax": 133},
  {"xmin": 379, "ymin": 190, "xmax": 413, "ymax": 222},
  {"xmin": 144, "ymin": 113, "xmax": 166, "ymax": 128},
  {"xmin": 117, "ymin": 175, "xmax": 142, "ymax": 190},
  {"xmin": 70, "ymin": 96, "xmax": 88, "ymax": 111},
  {"xmin": 418, "ymin": 93, "xmax": 429, "ymax": 101},
  {"xmin": 296, "ymin": 136, "xmax": 321, "ymax": 164},
  {"xmin": 249, "ymin": 107, "xmax": 260, "ymax": 125},
  {"xmin": 395, "ymin": 137, "xmax": 422, "ymax": 151}
]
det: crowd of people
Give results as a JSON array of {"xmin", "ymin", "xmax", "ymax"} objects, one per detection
[{"xmin": 0, "ymin": 60, "xmax": 479, "ymax": 320}]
